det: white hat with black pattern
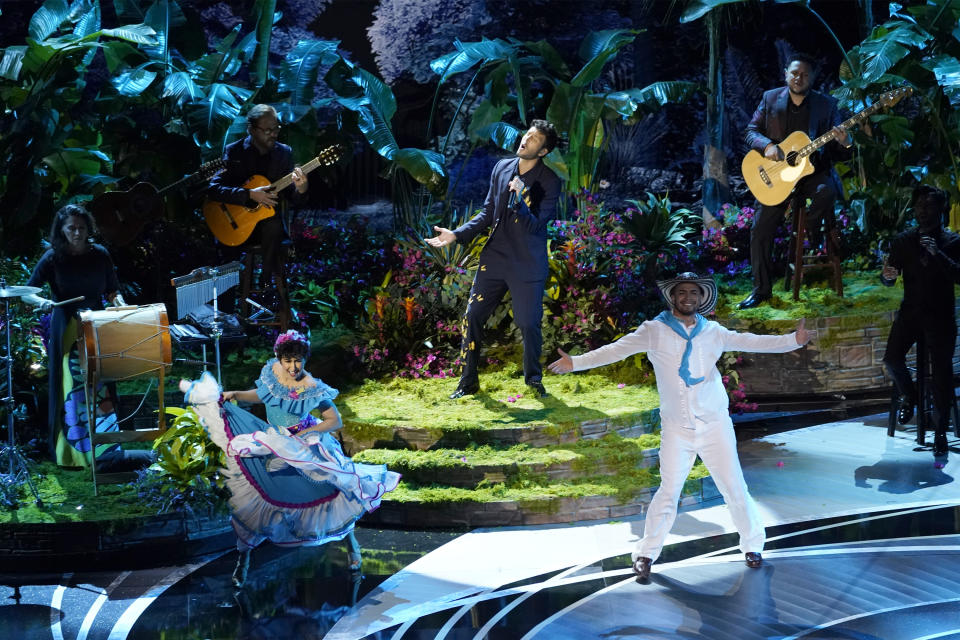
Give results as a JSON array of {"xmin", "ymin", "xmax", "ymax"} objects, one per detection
[{"xmin": 656, "ymin": 272, "xmax": 718, "ymax": 315}]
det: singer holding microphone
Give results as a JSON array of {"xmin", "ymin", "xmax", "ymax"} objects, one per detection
[
  {"xmin": 880, "ymin": 185, "xmax": 960, "ymax": 457},
  {"xmin": 24, "ymin": 204, "xmax": 151, "ymax": 470},
  {"xmin": 426, "ymin": 120, "xmax": 562, "ymax": 399}
]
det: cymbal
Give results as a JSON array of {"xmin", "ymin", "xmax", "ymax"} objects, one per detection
[{"xmin": 0, "ymin": 285, "xmax": 41, "ymax": 299}]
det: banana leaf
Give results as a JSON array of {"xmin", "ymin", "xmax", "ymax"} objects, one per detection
[
  {"xmin": 43, "ymin": 147, "xmax": 111, "ymax": 187},
  {"xmin": 571, "ymin": 29, "xmax": 638, "ymax": 87},
  {"xmin": 854, "ymin": 21, "xmax": 933, "ymax": 84},
  {"xmin": 111, "ymin": 62, "xmax": 157, "ymax": 96},
  {"xmin": 142, "ymin": 0, "xmax": 187, "ymax": 66},
  {"xmin": 429, "ymin": 37, "xmax": 518, "ymax": 81},
  {"xmin": 100, "ymin": 40, "xmax": 140, "ymax": 73},
  {"xmin": 681, "ymin": 0, "xmax": 804, "ymax": 23},
  {"xmin": 278, "ymin": 39, "xmax": 341, "ymax": 107},
  {"xmin": 250, "ymin": 0, "xmax": 277, "ymax": 85},
  {"xmin": 605, "ymin": 81, "xmax": 701, "ymax": 118},
  {"xmin": 161, "ymin": 70, "xmax": 203, "ymax": 104},
  {"xmin": 522, "ymin": 39, "xmax": 571, "ymax": 78},
  {"xmin": 923, "ymin": 53, "xmax": 960, "ymax": 107},
  {"xmin": 0, "ymin": 46, "xmax": 26, "ymax": 81},
  {"xmin": 28, "ymin": 0, "xmax": 70, "ymax": 42},
  {"xmin": 73, "ymin": 2, "xmax": 101, "ymax": 39},
  {"xmin": 327, "ymin": 57, "xmax": 446, "ymax": 195}
]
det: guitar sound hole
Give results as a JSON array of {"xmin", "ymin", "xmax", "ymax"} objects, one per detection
[{"xmin": 786, "ymin": 151, "xmax": 800, "ymax": 167}]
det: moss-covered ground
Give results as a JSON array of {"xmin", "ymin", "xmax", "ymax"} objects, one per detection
[
  {"xmin": 0, "ymin": 461, "xmax": 155, "ymax": 524},
  {"xmin": 714, "ymin": 270, "xmax": 903, "ymax": 327}
]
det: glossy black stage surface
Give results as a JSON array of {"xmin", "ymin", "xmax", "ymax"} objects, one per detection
[{"xmin": 3, "ymin": 504, "xmax": 958, "ymax": 639}]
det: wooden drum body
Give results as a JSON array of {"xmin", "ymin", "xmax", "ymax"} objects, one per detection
[{"xmin": 78, "ymin": 304, "xmax": 172, "ymax": 385}]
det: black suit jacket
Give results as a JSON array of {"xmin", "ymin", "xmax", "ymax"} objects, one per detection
[
  {"xmin": 453, "ymin": 157, "xmax": 562, "ymax": 280},
  {"xmin": 745, "ymin": 87, "xmax": 849, "ymax": 192}
]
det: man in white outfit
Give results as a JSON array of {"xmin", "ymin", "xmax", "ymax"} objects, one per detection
[{"xmin": 548, "ymin": 272, "xmax": 810, "ymax": 582}]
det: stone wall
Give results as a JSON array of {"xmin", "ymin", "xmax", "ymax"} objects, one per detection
[{"xmin": 725, "ymin": 307, "xmax": 960, "ymax": 397}]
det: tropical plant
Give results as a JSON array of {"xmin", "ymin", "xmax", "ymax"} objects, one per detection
[
  {"xmin": 0, "ymin": 1, "xmax": 158, "ymax": 246},
  {"xmin": 679, "ymin": 0, "xmax": 852, "ymax": 224},
  {"xmin": 325, "ymin": 55, "xmax": 448, "ymax": 233},
  {"xmin": 135, "ymin": 404, "xmax": 229, "ymax": 515},
  {"xmin": 621, "ymin": 192, "xmax": 702, "ymax": 279},
  {"xmin": 832, "ymin": 0, "xmax": 960, "ymax": 234},
  {"xmin": 433, "ymin": 31, "xmax": 700, "ymax": 214}
]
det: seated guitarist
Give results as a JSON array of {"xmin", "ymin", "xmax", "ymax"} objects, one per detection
[
  {"xmin": 739, "ymin": 54, "xmax": 851, "ymax": 310},
  {"xmin": 207, "ymin": 104, "xmax": 308, "ymax": 312}
]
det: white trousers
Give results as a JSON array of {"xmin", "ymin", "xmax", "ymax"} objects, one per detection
[{"xmin": 634, "ymin": 421, "xmax": 765, "ymax": 563}]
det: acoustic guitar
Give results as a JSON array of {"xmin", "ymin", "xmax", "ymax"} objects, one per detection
[
  {"xmin": 742, "ymin": 87, "xmax": 912, "ymax": 206},
  {"xmin": 203, "ymin": 145, "xmax": 342, "ymax": 246},
  {"xmin": 89, "ymin": 160, "xmax": 225, "ymax": 246}
]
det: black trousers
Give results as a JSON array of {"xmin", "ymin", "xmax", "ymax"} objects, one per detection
[
  {"xmin": 458, "ymin": 271, "xmax": 545, "ymax": 386},
  {"xmin": 750, "ymin": 172, "xmax": 836, "ymax": 296},
  {"xmin": 883, "ymin": 311, "xmax": 957, "ymax": 435}
]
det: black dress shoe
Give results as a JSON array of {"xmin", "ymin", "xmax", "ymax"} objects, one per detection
[
  {"xmin": 527, "ymin": 381, "xmax": 548, "ymax": 398},
  {"xmin": 633, "ymin": 557, "xmax": 652, "ymax": 583},
  {"xmin": 737, "ymin": 292, "xmax": 770, "ymax": 310},
  {"xmin": 897, "ymin": 396, "xmax": 916, "ymax": 425},
  {"xmin": 934, "ymin": 432, "xmax": 948, "ymax": 456},
  {"xmin": 449, "ymin": 381, "xmax": 479, "ymax": 399},
  {"xmin": 745, "ymin": 552, "xmax": 763, "ymax": 568}
]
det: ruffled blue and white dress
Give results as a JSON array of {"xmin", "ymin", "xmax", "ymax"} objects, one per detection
[{"xmin": 213, "ymin": 360, "xmax": 399, "ymax": 549}]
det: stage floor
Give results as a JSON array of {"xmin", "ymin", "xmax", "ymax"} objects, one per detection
[{"xmin": 2, "ymin": 414, "xmax": 959, "ymax": 639}]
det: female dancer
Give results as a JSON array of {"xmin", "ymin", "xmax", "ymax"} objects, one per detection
[{"xmin": 208, "ymin": 330, "xmax": 399, "ymax": 586}]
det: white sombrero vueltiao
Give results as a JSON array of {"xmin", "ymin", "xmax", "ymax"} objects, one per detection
[{"xmin": 656, "ymin": 272, "xmax": 718, "ymax": 315}]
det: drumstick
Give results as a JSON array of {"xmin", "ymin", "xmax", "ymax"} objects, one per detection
[{"xmin": 52, "ymin": 296, "xmax": 85, "ymax": 307}]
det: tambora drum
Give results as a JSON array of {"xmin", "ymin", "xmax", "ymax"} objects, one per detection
[{"xmin": 78, "ymin": 304, "xmax": 172, "ymax": 385}]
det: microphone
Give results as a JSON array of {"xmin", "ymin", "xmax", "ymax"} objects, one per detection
[{"xmin": 508, "ymin": 175, "xmax": 520, "ymax": 208}]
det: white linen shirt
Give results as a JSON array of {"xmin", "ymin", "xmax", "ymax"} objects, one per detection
[{"xmin": 570, "ymin": 318, "xmax": 800, "ymax": 430}]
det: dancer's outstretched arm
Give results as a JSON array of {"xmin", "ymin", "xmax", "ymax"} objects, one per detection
[{"xmin": 223, "ymin": 389, "xmax": 260, "ymax": 403}]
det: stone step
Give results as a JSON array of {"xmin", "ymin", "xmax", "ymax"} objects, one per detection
[
  {"xmin": 364, "ymin": 473, "xmax": 719, "ymax": 528},
  {"xmin": 353, "ymin": 435, "xmax": 661, "ymax": 488},
  {"xmin": 341, "ymin": 409, "xmax": 661, "ymax": 453}
]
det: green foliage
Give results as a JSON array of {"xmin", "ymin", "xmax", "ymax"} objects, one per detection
[
  {"xmin": 153, "ymin": 406, "xmax": 225, "ymax": 483},
  {"xmin": 134, "ymin": 405, "xmax": 229, "ymax": 516},
  {"xmin": 0, "ymin": 256, "xmax": 49, "ymax": 413},
  {"xmin": 835, "ymin": 0, "xmax": 960, "ymax": 234},
  {"xmin": 622, "ymin": 192, "xmax": 701, "ymax": 275},
  {"xmin": 435, "ymin": 32, "xmax": 699, "ymax": 213}
]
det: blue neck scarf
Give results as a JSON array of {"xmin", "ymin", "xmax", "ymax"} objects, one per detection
[{"xmin": 655, "ymin": 310, "xmax": 705, "ymax": 386}]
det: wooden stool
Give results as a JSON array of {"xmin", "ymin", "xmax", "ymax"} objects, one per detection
[
  {"xmin": 239, "ymin": 243, "xmax": 291, "ymax": 332},
  {"xmin": 783, "ymin": 196, "xmax": 844, "ymax": 301}
]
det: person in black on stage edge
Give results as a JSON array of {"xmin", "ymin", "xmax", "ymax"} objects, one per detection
[
  {"xmin": 739, "ymin": 54, "xmax": 852, "ymax": 310},
  {"xmin": 881, "ymin": 185, "xmax": 960, "ymax": 457},
  {"xmin": 207, "ymin": 104, "xmax": 308, "ymax": 311},
  {"xmin": 426, "ymin": 120, "xmax": 562, "ymax": 399}
]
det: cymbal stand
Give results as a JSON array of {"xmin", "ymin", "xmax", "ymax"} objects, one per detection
[{"xmin": 0, "ymin": 277, "xmax": 42, "ymax": 509}]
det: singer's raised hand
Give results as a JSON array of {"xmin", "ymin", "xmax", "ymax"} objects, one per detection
[
  {"xmin": 508, "ymin": 176, "xmax": 524, "ymax": 194},
  {"xmin": 425, "ymin": 226, "xmax": 456, "ymax": 248}
]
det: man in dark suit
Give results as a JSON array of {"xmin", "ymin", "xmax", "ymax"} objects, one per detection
[
  {"xmin": 208, "ymin": 104, "xmax": 307, "ymax": 310},
  {"xmin": 426, "ymin": 119, "xmax": 562, "ymax": 399},
  {"xmin": 881, "ymin": 185, "xmax": 960, "ymax": 457},
  {"xmin": 739, "ymin": 55, "xmax": 851, "ymax": 309}
]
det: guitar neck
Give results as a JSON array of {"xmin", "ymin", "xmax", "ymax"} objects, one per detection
[
  {"xmin": 271, "ymin": 155, "xmax": 325, "ymax": 191},
  {"xmin": 801, "ymin": 102, "xmax": 883, "ymax": 157},
  {"xmin": 158, "ymin": 161, "xmax": 223, "ymax": 196}
]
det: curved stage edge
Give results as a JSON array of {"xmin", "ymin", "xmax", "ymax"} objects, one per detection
[{"xmin": 328, "ymin": 414, "xmax": 960, "ymax": 639}]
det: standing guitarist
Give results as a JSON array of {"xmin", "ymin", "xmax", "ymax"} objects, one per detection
[
  {"xmin": 739, "ymin": 55, "xmax": 851, "ymax": 310},
  {"xmin": 207, "ymin": 104, "xmax": 308, "ymax": 312}
]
